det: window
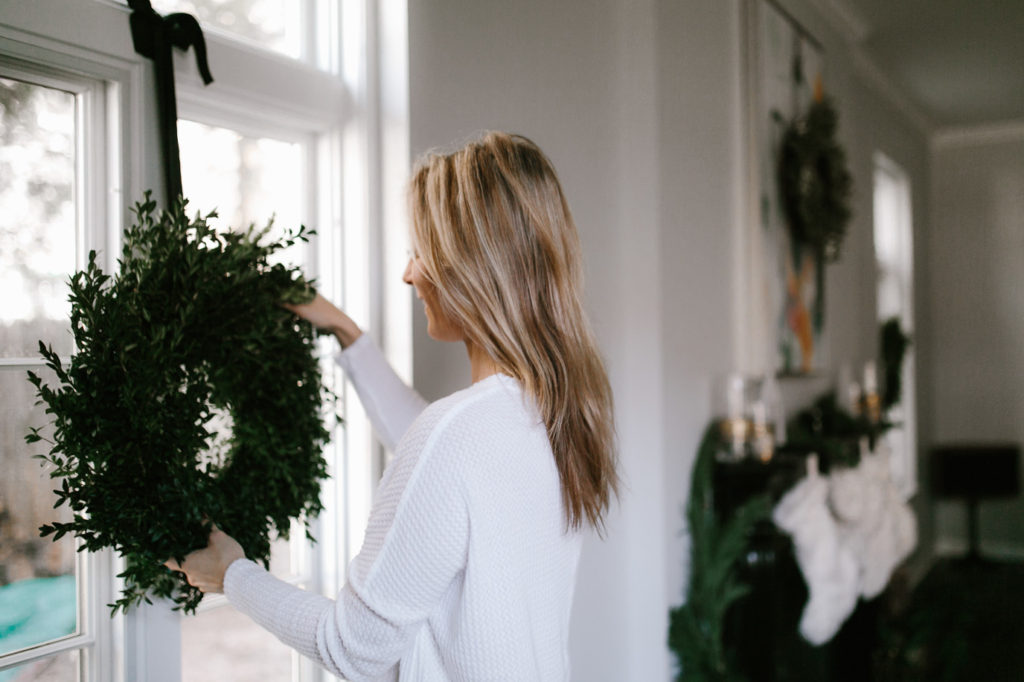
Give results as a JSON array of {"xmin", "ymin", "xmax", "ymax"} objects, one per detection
[
  {"xmin": 0, "ymin": 56, "xmax": 117, "ymax": 682},
  {"xmin": 0, "ymin": 1, "xmax": 408, "ymax": 680},
  {"xmin": 873, "ymin": 152, "xmax": 917, "ymax": 499},
  {"xmin": 148, "ymin": 0, "xmax": 304, "ymax": 58}
]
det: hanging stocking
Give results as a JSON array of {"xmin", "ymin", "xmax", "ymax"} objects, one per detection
[
  {"xmin": 830, "ymin": 441, "xmax": 917, "ymax": 599},
  {"xmin": 773, "ymin": 456, "xmax": 860, "ymax": 645}
]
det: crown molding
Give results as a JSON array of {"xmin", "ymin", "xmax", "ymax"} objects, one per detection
[
  {"xmin": 932, "ymin": 119, "xmax": 1024, "ymax": 150},
  {"xmin": 799, "ymin": 0, "xmax": 933, "ymax": 136},
  {"xmin": 806, "ymin": 0, "xmax": 870, "ymax": 44},
  {"xmin": 849, "ymin": 48, "xmax": 933, "ymax": 135}
]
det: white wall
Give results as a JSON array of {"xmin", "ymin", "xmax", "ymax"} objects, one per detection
[
  {"xmin": 408, "ymin": 1, "xmax": 681, "ymax": 677},
  {"xmin": 929, "ymin": 132, "xmax": 1024, "ymax": 557},
  {"xmin": 653, "ymin": 0, "xmax": 745, "ymax": 627}
]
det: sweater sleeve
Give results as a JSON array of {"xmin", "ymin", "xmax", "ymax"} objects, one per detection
[
  {"xmin": 334, "ymin": 334, "xmax": 428, "ymax": 451},
  {"xmin": 224, "ymin": 398, "xmax": 471, "ymax": 681}
]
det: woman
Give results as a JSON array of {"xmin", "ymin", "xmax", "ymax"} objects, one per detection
[{"xmin": 169, "ymin": 132, "xmax": 617, "ymax": 681}]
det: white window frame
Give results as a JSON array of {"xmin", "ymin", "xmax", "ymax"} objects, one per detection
[
  {"xmin": 0, "ymin": 23, "xmax": 133, "ymax": 682},
  {"xmin": 0, "ymin": 1, "xmax": 409, "ymax": 680},
  {"xmin": 873, "ymin": 151, "xmax": 918, "ymax": 500}
]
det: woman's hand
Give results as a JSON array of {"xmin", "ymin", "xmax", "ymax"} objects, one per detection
[
  {"xmin": 165, "ymin": 526, "xmax": 245, "ymax": 594},
  {"xmin": 285, "ymin": 293, "xmax": 362, "ymax": 348}
]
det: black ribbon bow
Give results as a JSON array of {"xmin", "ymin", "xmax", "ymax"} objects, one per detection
[{"xmin": 127, "ymin": 0, "xmax": 214, "ymax": 203}]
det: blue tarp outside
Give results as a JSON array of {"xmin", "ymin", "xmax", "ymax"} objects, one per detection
[{"xmin": 0, "ymin": 575, "xmax": 76, "ymax": 681}]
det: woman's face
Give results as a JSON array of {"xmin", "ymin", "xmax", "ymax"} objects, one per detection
[{"xmin": 403, "ymin": 254, "xmax": 464, "ymax": 342}]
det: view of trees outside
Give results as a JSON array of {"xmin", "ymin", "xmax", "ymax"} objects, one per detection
[
  {"xmin": 177, "ymin": 119, "xmax": 304, "ymax": 268},
  {"xmin": 148, "ymin": 0, "xmax": 300, "ymax": 58},
  {"xmin": 0, "ymin": 77, "xmax": 75, "ymax": 359},
  {"xmin": 0, "ymin": 77, "xmax": 79, "ymax": 671}
]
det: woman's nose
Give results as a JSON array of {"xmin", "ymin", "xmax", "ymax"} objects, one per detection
[{"xmin": 402, "ymin": 259, "xmax": 414, "ymax": 285}]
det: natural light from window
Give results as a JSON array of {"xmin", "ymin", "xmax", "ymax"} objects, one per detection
[{"xmin": 873, "ymin": 152, "xmax": 917, "ymax": 499}]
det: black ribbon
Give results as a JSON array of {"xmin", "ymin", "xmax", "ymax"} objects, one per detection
[{"xmin": 127, "ymin": 0, "xmax": 214, "ymax": 203}]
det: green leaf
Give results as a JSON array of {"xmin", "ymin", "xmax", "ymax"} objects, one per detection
[{"xmin": 27, "ymin": 190, "xmax": 332, "ymax": 615}]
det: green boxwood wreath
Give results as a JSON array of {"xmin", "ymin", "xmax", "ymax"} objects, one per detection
[
  {"xmin": 778, "ymin": 96, "xmax": 853, "ymax": 262},
  {"xmin": 27, "ymin": 194, "xmax": 333, "ymax": 613}
]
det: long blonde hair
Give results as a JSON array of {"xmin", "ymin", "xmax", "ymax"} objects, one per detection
[{"xmin": 409, "ymin": 132, "xmax": 618, "ymax": 531}]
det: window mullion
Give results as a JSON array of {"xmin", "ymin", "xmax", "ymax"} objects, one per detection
[{"xmin": 0, "ymin": 632, "xmax": 95, "ymax": 672}]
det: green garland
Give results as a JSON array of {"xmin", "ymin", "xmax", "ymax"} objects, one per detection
[
  {"xmin": 786, "ymin": 318, "xmax": 912, "ymax": 470},
  {"xmin": 778, "ymin": 96, "xmax": 853, "ymax": 262},
  {"xmin": 668, "ymin": 424, "xmax": 770, "ymax": 681},
  {"xmin": 26, "ymin": 194, "xmax": 332, "ymax": 613},
  {"xmin": 880, "ymin": 317, "xmax": 911, "ymax": 412}
]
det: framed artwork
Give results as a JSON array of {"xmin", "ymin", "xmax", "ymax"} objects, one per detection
[{"xmin": 739, "ymin": 0, "xmax": 826, "ymax": 376}]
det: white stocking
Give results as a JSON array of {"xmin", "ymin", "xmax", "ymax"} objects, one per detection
[
  {"xmin": 773, "ymin": 457, "xmax": 860, "ymax": 645},
  {"xmin": 830, "ymin": 443, "xmax": 918, "ymax": 599}
]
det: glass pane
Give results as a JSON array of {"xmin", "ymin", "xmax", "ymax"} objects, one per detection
[
  {"xmin": 0, "ymin": 367, "xmax": 78, "ymax": 656},
  {"xmin": 0, "ymin": 77, "xmax": 76, "ymax": 359},
  {"xmin": 0, "ymin": 648, "xmax": 80, "ymax": 682},
  {"xmin": 149, "ymin": 0, "xmax": 302, "ymax": 58},
  {"xmin": 177, "ymin": 120, "xmax": 305, "ymax": 268},
  {"xmin": 268, "ymin": 529, "xmax": 293, "ymax": 580},
  {"xmin": 181, "ymin": 604, "xmax": 292, "ymax": 682}
]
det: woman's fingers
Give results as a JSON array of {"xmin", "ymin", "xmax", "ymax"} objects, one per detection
[
  {"xmin": 161, "ymin": 523, "xmax": 236, "ymax": 594},
  {"xmin": 284, "ymin": 294, "xmax": 363, "ymax": 348}
]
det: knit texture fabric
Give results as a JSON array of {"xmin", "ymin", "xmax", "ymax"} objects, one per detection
[{"xmin": 225, "ymin": 335, "xmax": 582, "ymax": 681}]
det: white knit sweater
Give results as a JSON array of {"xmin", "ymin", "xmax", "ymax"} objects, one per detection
[{"xmin": 224, "ymin": 334, "xmax": 582, "ymax": 681}]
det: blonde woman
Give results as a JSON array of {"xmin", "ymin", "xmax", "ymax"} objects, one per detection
[{"xmin": 170, "ymin": 132, "xmax": 618, "ymax": 681}]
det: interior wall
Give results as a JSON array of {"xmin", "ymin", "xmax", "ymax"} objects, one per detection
[
  {"xmin": 407, "ymin": 0, "xmax": 934, "ymax": 678},
  {"xmin": 929, "ymin": 134, "xmax": 1024, "ymax": 557},
  {"xmin": 654, "ymin": 0, "xmax": 745, "ymax": 621},
  {"xmin": 407, "ymin": 1, "xmax": 672, "ymax": 678}
]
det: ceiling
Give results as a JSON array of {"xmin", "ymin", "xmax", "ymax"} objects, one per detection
[{"xmin": 838, "ymin": 0, "xmax": 1024, "ymax": 129}]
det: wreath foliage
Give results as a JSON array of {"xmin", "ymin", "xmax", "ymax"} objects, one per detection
[
  {"xmin": 26, "ymin": 194, "xmax": 332, "ymax": 613},
  {"xmin": 778, "ymin": 96, "xmax": 853, "ymax": 262}
]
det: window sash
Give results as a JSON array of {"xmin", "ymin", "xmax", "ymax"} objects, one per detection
[
  {"xmin": 873, "ymin": 151, "xmax": 918, "ymax": 499},
  {"xmin": 1, "ymin": 1, "xmax": 403, "ymax": 679},
  {"xmin": 0, "ymin": 45, "xmax": 121, "ymax": 682}
]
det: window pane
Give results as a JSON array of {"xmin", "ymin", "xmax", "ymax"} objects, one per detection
[
  {"xmin": 0, "ymin": 78, "xmax": 76, "ymax": 359},
  {"xmin": 0, "ymin": 648, "xmax": 80, "ymax": 682},
  {"xmin": 149, "ymin": 0, "xmax": 302, "ymax": 58},
  {"xmin": 181, "ymin": 604, "xmax": 292, "ymax": 682},
  {"xmin": 177, "ymin": 119, "xmax": 307, "ymax": 681},
  {"xmin": 177, "ymin": 120, "xmax": 305, "ymax": 268},
  {"xmin": 0, "ymin": 367, "xmax": 78, "ymax": 656}
]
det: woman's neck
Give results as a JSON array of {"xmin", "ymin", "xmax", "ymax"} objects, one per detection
[{"xmin": 466, "ymin": 339, "xmax": 501, "ymax": 383}]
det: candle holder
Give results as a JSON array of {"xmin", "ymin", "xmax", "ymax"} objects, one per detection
[
  {"xmin": 862, "ymin": 360, "xmax": 881, "ymax": 424},
  {"xmin": 712, "ymin": 373, "xmax": 783, "ymax": 463},
  {"xmin": 718, "ymin": 416, "xmax": 752, "ymax": 462},
  {"xmin": 752, "ymin": 420, "xmax": 775, "ymax": 463}
]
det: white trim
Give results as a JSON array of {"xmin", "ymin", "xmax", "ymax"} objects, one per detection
[
  {"xmin": 173, "ymin": 42, "xmax": 348, "ymax": 136},
  {"xmin": 0, "ymin": 633, "xmax": 95, "ymax": 672},
  {"xmin": 932, "ymin": 118, "xmax": 1024, "ymax": 150},
  {"xmin": 0, "ymin": 23, "xmax": 135, "ymax": 681},
  {"xmin": 849, "ymin": 49, "xmax": 933, "ymax": 134},
  {"xmin": 379, "ymin": 0, "xmax": 411, "ymax": 473},
  {"xmin": 806, "ymin": 0, "xmax": 870, "ymax": 43},
  {"xmin": 785, "ymin": 0, "xmax": 934, "ymax": 135}
]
